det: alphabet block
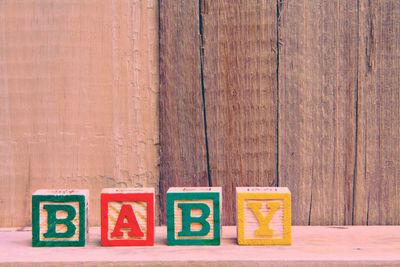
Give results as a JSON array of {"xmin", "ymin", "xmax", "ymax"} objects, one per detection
[
  {"xmin": 166, "ymin": 187, "xmax": 222, "ymax": 246},
  {"xmin": 236, "ymin": 187, "xmax": 291, "ymax": 245},
  {"xmin": 101, "ymin": 188, "xmax": 154, "ymax": 246},
  {"xmin": 32, "ymin": 189, "xmax": 89, "ymax": 247}
]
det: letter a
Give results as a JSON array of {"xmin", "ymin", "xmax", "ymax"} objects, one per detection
[
  {"xmin": 111, "ymin": 204, "xmax": 144, "ymax": 238},
  {"xmin": 247, "ymin": 201, "xmax": 281, "ymax": 236}
]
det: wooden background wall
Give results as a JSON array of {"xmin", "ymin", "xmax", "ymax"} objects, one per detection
[
  {"xmin": 159, "ymin": 0, "xmax": 400, "ymax": 226},
  {"xmin": 0, "ymin": 0, "xmax": 399, "ymax": 227},
  {"xmin": 0, "ymin": 0, "xmax": 159, "ymax": 227}
]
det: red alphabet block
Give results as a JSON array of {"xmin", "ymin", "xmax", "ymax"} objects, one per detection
[{"xmin": 101, "ymin": 188, "xmax": 155, "ymax": 246}]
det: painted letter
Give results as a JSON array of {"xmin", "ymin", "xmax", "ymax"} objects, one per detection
[
  {"xmin": 248, "ymin": 201, "xmax": 281, "ymax": 236},
  {"xmin": 43, "ymin": 204, "xmax": 76, "ymax": 238},
  {"xmin": 178, "ymin": 203, "xmax": 210, "ymax": 236},
  {"xmin": 111, "ymin": 204, "xmax": 144, "ymax": 238}
]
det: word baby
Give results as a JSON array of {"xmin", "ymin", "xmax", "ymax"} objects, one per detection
[{"xmin": 31, "ymin": 187, "xmax": 291, "ymax": 247}]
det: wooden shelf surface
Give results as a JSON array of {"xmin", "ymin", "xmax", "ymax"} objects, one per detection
[{"xmin": 0, "ymin": 226, "xmax": 399, "ymax": 266}]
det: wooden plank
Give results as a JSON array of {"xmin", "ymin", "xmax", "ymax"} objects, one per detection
[
  {"xmin": 202, "ymin": 0, "xmax": 278, "ymax": 225},
  {"xmin": 159, "ymin": 0, "xmax": 209, "ymax": 224},
  {"xmin": 0, "ymin": 0, "xmax": 159, "ymax": 227},
  {"xmin": 278, "ymin": 1, "xmax": 358, "ymax": 225},
  {"xmin": 354, "ymin": 0, "xmax": 400, "ymax": 225},
  {"xmin": 1, "ymin": 226, "xmax": 400, "ymax": 266}
]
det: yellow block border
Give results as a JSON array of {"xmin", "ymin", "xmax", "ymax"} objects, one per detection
[{"xmin": 237, "ymin": 192, "xmax": 291, "ymax": 245}]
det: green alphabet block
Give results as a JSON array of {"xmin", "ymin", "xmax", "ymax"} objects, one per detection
[
  {"xmin": 166, "ymin": 187, "xmax": 222, "ymax": 246},
  {"xmin": 32, "ymin": 189, "xmax": 89, "ymax": 247}
]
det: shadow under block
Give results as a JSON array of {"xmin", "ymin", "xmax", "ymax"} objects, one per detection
[
  {"xmin": 166, "ymin": 187, "xmax": 222, "ymax": 246},
  {"xmin": 101, "ymin": 188, "xmax": 155, "ymax": 246},
  {"xmin": 32, "ymin": 189, "xmax": 89, "ymax": 247},
  {"xmin": 237, "ymin": 187, "xmax": 292, "ymax": 245}
]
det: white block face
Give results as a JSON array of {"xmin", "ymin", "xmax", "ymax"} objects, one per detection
[
  {"xmin": 102, "ymin": 188, "xmax": 155, "ymax": 194},
  {"xmin": 168, "ymin": 187, "xmax": 222, "ymax": 193},
  {"xmin": 107, "ymin": 201, "xmax": 148, "ymax": 240},
  {"xmin": 34, "ymin": 189, "xmax": 89, "ymax": 196},
  {"xmin": 236, "ymin": 187, "xmax": 290, "ymax": 193}
]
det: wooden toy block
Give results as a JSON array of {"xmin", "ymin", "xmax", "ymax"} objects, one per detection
[
  {"xmin": 101, "ymin": 188, "xmax": 154, "ymax": 246},
  {"xmin": 236, "ymin": 187, "xmax": 291, "ymax": 245},
  {"xmin": 32, "ymin": 189, "xmax": 89, "ymax": 247},
  {"xmin": 166, "ymin": 187, "xmax": 222, "ymax": 246}
]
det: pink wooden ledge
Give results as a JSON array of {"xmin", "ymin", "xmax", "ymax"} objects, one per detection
[{"xmin": 0, "ymin": 226, "xmax": 399, "ymax": 266}]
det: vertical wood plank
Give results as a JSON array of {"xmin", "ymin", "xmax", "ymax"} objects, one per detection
[
  {"xmin": 278, "ymin": 1, "xmax": 358, "ymax": 225},
  {"xmin": 202, "ymin": 0, "xmax": 277, "ymax": 225},
  {"xmin": 159, "ymin": 0, "xmax": 209, "ymax": 224},
  {"xmin": 0, "ymin": 0, "xmax": 159, "ymax": 227},
  {"xmin": 355, "ymin": 0, "xmax": 400, "ymax": 225}
]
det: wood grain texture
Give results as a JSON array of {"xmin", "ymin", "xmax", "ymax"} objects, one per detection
[
  {"xmin": 354, "ymin": 0, "xmax": 400, "ymax": 225},
  {"xmin": 2, "ymin": 226, "xmax": 400, "ymax": 266},
  {"xmin": 159, "ymin": 0, "xmax": 209, "ymax": 224},
  {"xmin": 0, "ymin": 0, "xmax": 159, "ymax": 227},
  {"xmin": 202, "ymin": 0, "xmax": 278, "ymax": 225},
  {"xmin": 1, "ymin": 0, "xmax": 400, "ymax": 227},
  {"xmin": 278, "ymin": 0, "xmax": 358, "ymax": 225}
]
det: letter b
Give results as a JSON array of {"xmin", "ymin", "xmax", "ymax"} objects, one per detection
[
  {"xmin": 43, "ymin": 204, "xmax": 77, "ymax": 238},
  {"xmin": 178, "ymin": 203, "xmax": 211, "ymax": 237}
]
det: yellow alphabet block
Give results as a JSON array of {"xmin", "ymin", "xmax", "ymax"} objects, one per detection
[{"xmin": 236, "ymin": 187, "xmax": 291, "ymax": 245}]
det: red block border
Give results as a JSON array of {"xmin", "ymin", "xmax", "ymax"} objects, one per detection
[{"xmin": 101, "ymin": 192, "xmax": 154, "ymax": 246}]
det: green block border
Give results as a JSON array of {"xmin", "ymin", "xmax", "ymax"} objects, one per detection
[
  {"xmin": 32, "ymin": 194, "xmax": 87, "ymax": 247},
  {"xmin": 166, "ymin": 192, "xmax": 221, "ymax": 246}
]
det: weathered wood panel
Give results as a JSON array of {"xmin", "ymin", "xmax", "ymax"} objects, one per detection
[
  {"xmin": 160, "ymin": 0, "xmax": 400, "ymax": 226},
  {"xmin": 354, "ymin": 0, "xmax": 400, "ymax": 225},
  {"xmin": 0, "ymin": 0, "xmax": 159, "ymax": 227},
  {"xmin": 159, "ymin": 0, "xmax": 209, "ymax": 224},
  {"xmin": 1, "ymin": 0, "xmax": 400, "ymax": 227},
  {"xmin": 278, "ymin": 1, "xmax": 358, "ymax": 225},
  {"xmin": 202, "ymin": 0, "xmax": 277, "ymax": 225}
]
